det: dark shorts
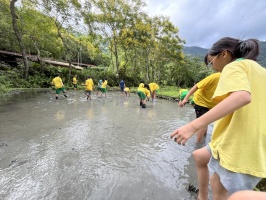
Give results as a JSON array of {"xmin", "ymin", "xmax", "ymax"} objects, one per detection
[
  {"xmin": 85, "ymin": 90, "xmax": 92, "ymax": 95},
  {"xmin": 101, "ymin": 88, "xmax": 107, "ymax": 93},
  {"xmin": 73, "ymin": 84, "xmax": 77, "ymax": 88},
  {"xmin": 194, "ymin": 104, "xmax": 209, "ymax": 118},
  {"xmin": 120, "ymin": 86, "xmax": 125, "ymax": 92}
]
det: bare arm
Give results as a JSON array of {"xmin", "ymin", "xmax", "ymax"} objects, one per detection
[
  {"xmin": 171, "ymin": 91, "xmax": 251, "ymax": 145},
  {"xmin": 179, "ymin": 85, "xmax": 198, "ymax": 107}
]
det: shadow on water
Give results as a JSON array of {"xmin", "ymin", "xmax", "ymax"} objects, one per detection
[{"xmin": 0, "ymin": 90, "xmax": 213, "ymax": 200}]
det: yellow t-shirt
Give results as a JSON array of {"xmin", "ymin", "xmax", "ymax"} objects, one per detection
[
  {"xmin": 194, "ymin": 73, "xmax": 220, "ymax": 109},
  {"xmin": 138, "ymin": 87, "xmax": 150, "ymax": 98},
  {"xmin": 210, "ymin": 59, "xmax": 266, "ymax": 177},
  {"xmin": 52, "ymin": 76, "xmax": 63, "ymax": 89},
  {"xmin": 124, "ymin": 87, "xmax": 130, "ymax": 92},
  {"xmin": 73, "ymin": 77, "xmax": 77, "ymax": 84},
  {"xmin": 85, "ymin": 78, "xmax": 94, "ymax": 91},
  {"xmin": 101, "ymin": 80, "xmax": 107, "ymax": 89},
  {"xmin": 149, "ymin": 83, "xmax": 159, "ymax": 92},
  {"xmin": 138, "ymin": 83, "xmax": 144, "ymax": 88}
]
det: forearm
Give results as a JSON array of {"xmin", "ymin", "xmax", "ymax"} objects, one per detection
[
  {"xmin": 184, "ymin": 85, "xmax": 198, "ymax": 101},
  {"xmin": 190, "ymin": 91, "xmax": 251, "ymax": 130}
]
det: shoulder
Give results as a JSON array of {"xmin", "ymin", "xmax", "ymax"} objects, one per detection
[{"xmin": 207, "ymin": 72, "xmax": 220, "ymax": 79}]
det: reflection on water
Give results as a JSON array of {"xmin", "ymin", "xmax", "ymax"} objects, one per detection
[{"xmin": 0, "ymin": 90, "xmax": 212, "ymax": 200}]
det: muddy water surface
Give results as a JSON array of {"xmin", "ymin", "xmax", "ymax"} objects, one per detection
[{"xmin": 0, "ymin": 90, "xmax": 212, "ymax": 200}]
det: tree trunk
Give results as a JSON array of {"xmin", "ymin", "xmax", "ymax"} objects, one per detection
[
  {"xmin": 145, "ymin": 50, "xmax": 150, "ymax": 81},
  {"xmin": 68, "ymin": 61, "xmax": 72, "ymax": 78},
  {"xmin": 114, "ymin": 41, "xmax": 119, "ymax": 75},
  {"xmin": 33, "ymin": 41, "xmax": 45, "ymax": 71},
  {"xmin": 10, "ymin": 0, "xmax": 29, "ymax": 79}
]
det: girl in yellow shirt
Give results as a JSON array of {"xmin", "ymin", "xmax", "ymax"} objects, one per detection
[{"xmin": 171, "ymin": 37, "xmax": 266, "ymax": 199}]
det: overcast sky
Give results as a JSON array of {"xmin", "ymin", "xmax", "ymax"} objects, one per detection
[{"xmin": 145, "ymin": 0, "xmax": 266, "ymax": 48}]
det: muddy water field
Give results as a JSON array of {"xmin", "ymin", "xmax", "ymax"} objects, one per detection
[{"xmin": 0, "ymin": 90, "xmax": 212, "ymax": 200}]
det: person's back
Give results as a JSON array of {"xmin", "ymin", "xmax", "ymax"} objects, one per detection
[
  {"xmin": 120, "ymin": 80, "xmax": 125, "ymax": 87},
  {"xmin": 138, "ymin": 83, "xmax": 144, "ymax": 89},
  {"xmin": 73, "ymin": 75, "xmax": 78, "ymax": 90},
  {"xmin": 124, "ymin": 87, "xmax": 130, "ymax": 93},
  {"xmin": 98, "ymin": 80, "xmax": 102, "ymax": 88},
  {"xmin": 137, "ymin": 85, "xmax": 150, "ymax": 108},
  {"xmin": 102, "ymin": 80, "xmax": 107, "ymax": 88},
  {"xmin": 194, "ymin": 72, "xmax": 220, "ymax": 109},
  {"xmin": 73, "ymin": 76, "xmax": 77, "ymax": 84},
  {"xmin": 85, "ymin": 78, "xmax": 94, "ymax": 91},
  {"xmin": 52, "ymin": 76, "xmax": 63, "ymax": 89},
  {"xmin": 148, "ymin": 83, "xmax": 159, "ymax": 92},
  {"xmin": 51, "ymin": 75, "xmax": 67, "ymax": 99},
  {"xmin": 100, "ymin": 79, "xmax": 108, "ymax": 98},
  {"xmin": 124, "ymin": 87, "xmax": 130, "ymax": 97}
]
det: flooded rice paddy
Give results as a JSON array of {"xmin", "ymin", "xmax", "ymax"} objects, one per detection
[{"xmin": 0, "ymin": 90, "xmax": 212, "ymax": 200}]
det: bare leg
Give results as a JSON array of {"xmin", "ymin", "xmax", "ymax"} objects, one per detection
[
  {"xmin": 142, "ymin": 99, "xmax": 147, "ymax": 108},
  {"xmin": 210, "ymin": 173, "xmax": 228, "ymax": 200},
  {"xmin": 196, "ymin": 127, "xmax": 207, "ymax": 143},
  {"xmin": 228, "ymin": 190, "xmax": 266, "ymax": 200},
  {"xmin": 192, "ymin": 147, "xmax": 211, "ymax": 200},
  {"xmin": 84, "ymin": 92, "xmax": 89, "ymax": 100}
]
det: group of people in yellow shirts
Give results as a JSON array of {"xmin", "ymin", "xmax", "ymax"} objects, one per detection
[
  {"xmin": 51, "ymin": 75, "xmax": 108, "ymax": 100},
  {"xmin": 51, "ymin": 75, "xmax": 159, "ymax": 105},
  {"xmin": 136, "ymin": 81, "xmax": 159, "ymax": 108},
  {"xmin": 81, "ymin": 76, "xmax": 108, "ymax": 99}
]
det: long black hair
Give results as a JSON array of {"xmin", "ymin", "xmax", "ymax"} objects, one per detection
[{"xmin": 205, "ymin": 37, "xmax": 260, "ymax": 65}]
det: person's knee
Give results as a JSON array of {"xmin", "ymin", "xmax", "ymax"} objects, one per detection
[{"xmin": 192, "ymin": 148, "xmax": 210, "ymax": 166}]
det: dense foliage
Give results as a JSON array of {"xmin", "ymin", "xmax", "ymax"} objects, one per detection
[{"xmin": 0, "ymin": 0, "xmax": 211, "ymax": 89}]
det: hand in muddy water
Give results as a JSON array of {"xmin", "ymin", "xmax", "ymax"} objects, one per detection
[{"xmin": 170, "ymin": 123, "xmax": 197, "ymax": 146}]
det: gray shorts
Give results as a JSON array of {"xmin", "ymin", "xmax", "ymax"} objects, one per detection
[{"xmin": 206, "ymin": 145, "xmax": 261, "ymax": 195}]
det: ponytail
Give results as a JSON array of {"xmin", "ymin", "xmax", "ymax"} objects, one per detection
[
  {"xmin": 208, "ymin": 37, "xmax": 260, "ymax": 61},
  {"xmin": 235, "ymin": 39, "xmax": 259, "ymax": 61}
]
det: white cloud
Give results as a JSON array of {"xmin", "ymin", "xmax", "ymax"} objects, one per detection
[{"xmin": 145, "ymin": 0, "xmax": 266, "ymax": 48}]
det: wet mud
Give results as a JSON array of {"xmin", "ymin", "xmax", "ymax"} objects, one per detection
[{"xmin": 0, "ymin": 90, "xmax": 212, "ymax": 200}]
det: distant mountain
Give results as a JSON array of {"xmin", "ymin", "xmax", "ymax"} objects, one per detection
[
  {"xmin": 258, "ymin": 41, "xmax": 266, "ymax": 67},
  {"xmin": 183, "ymin": 41, "xmax": 266, "ymax": 67},
  {"xmin": 183, "ymin": 46, "xmax": 208, "ymax": 61}
]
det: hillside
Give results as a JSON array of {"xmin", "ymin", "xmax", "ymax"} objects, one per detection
[{"xmin": 183, "ymin": 41, "xmax": 266, "ymax": 67}]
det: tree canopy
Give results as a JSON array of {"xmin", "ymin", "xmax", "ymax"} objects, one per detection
[{"xmin": 0, "ymin": 0, "xmax": 211, "ymax": 86}]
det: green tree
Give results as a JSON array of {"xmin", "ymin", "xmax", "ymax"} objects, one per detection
[
  {"xmin": 84, "ymin": 0, "xmax": 145, "ymax": 76},
  {"xmin": 10, "ymin": 0, "xmax": 30, "ymax": 79}
]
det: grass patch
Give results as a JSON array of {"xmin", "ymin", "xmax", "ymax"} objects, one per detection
[{"xmin": 157, "ymin": 86, "xmax": 179, "ymax": 98}]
